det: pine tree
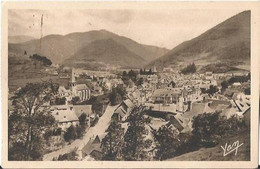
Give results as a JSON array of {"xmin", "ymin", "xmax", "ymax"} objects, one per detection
[
  {"xmin": 153, "ymin": 125, "xmax": 180, "ymax": 160},
  {"xmin": 101, "ymin": 121, "xmax": 124, "ymax": 160},
  {"xmin": 122, "ymin": 106, "xmax": 150, "ymax": 161}
]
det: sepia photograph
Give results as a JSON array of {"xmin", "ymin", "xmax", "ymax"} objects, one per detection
[{"xmin": 2, "ymin": 1, "xmax": 259, "ymax": 168}]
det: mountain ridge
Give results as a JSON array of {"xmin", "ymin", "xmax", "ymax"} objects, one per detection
[
  {"xmin": 8, "ymin": 29, "xmax": 169, "ymax": 66},
  {"xmin": 147, "ymin": 10, "xmax": 250, "ymax": 72},
  {"xmin": 63, "ymin": 38, "xmax": 146, "ymax": 69}
]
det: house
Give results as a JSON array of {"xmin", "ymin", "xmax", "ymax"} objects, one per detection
[
  {"xmin": 232, "ymin": 93, "xmax": 250, "ymax": 113},
  {"xmin": 58, "ymin": 86, "xmax": 72, "ymax": 102},
  {"xmin": 81, "ymin": 134, "xmax": 106, "ymax": 160},
  {"xmin": 205, "ymin": 72, "xmax": 213, "ymax": 80},
  {"xmin": 233, "ymin": 82, "xmax": 242, "ymax": 87},
  {"xmin": 152, "ymin": 88, "xmax": 182, "ymax": 104},
  {"xmin": 168, "ymin": 113, "xmax": 191, "ymax": 133},
  {"xmin": 70, "ymin": 105, "xmax": 93, "ymax": 118},
  {"xmin": 112, "ymin": 99, "xmax": 135, "ymax": 121},
  {"xmin": 59, "ymin": 73, "xmax": 70, "ymax": 79},
  {"xmin": 51, "ymin": 105, "xmax": 79, "ymax": 131}
]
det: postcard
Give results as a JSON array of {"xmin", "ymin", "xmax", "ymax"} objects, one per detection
[{"xmin": 2, "ymin": 1, "xmax": 259, "ymax": 168}]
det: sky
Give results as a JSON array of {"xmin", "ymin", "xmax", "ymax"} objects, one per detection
[{"xmin": 8, "ymin": 9, "xmax": 244, "ymax": 49}]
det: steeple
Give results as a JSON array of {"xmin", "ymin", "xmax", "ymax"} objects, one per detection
[
  {"xmin": 70, "ymin": 68, "xmax": 76, "ymax": 88},
  {"xmin": 71, "ymin": 68, "xmax": 76, "ymax": 83}
]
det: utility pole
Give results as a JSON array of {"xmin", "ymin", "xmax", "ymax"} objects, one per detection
[{"xmin": 40, "ymin": 14, "xmax": 44, "ymax": 53}]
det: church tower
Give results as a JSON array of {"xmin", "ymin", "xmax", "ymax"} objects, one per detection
[{"xmin": 69, "ymin": 68, "xmax": 77, "ymax": 87}]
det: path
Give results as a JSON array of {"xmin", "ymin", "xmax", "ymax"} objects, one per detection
[{"xmin": 43, "ymin": 104, "xmax": 118, "ymax": 161}]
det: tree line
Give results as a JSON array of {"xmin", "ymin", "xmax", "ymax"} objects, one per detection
[
  {"xmin": 29, "ymin": 54, "xmax": 52, "ymax": 66},
  {"xmin": 101, "ymin": 106, "xmax": 247, "ymax": 161}
]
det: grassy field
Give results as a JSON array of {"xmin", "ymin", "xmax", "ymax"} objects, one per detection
[
  {"xmin": 9, "ymin": 75, "xmax": 70, "ymax": 93},
  {"xmin": 8, "ymin": 54, "xmax": 71, "ymax": 92}
]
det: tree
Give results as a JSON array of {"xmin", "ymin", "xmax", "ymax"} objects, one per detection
[
  {"xmin": 136, "ymin": 77, "xmax": 144, "ymax": 86},
  {"xmin": 128, "ymin": 69, "xmax": 137, "ymax": 82},
  {"xmin": 109, "ymin": 92, "xmax": 122, "ymax": 106},
  {"xmin": 192, "ymin": 112, "xmax": 244, "ymax": 148},
  {"xmin": 221, "ymin": 80, "xmax": 229, "ymax": 92},
  {"xmin": 55, "ymin": 97, "xmax": 66, "ymax": 105},
  {"xmin": 24, "ymin": 50, "xmax": 27, "ymax": 55},
  {"xmin": 140, "ymin": 69, "xmax": 143, "ymax": 75},
  {"xmin": 29, "ymin": 54, "xmax": 52, "ymax": 66},
  {"xmin": 122, "ymin": 70, "xmax": 137, "ymax": 85},
  {"xmin": 8, "ymin": 82, "xmax": 59, "ymax": 160},
  {"xmin": 181, "ymin": 63, "xmax": 196, "ymax": 74},
  {"xmin": 153, "ymin": 125, "xmax": 180, "ymax": 160},
  {"xmin": 77, "ymin": 112, "xmax": 87, "ymax": 137},
  {"xmin": 71, "ymin": 96, "xmax": 80, "ymax": 105},
  {"xmin": 122, "ymin": 71, "xmax": 127, "ymax": 77},
  {"xmin": 206, "ymin": 85, "xmax": 218, "ymax": 96},
  {"xmin": 76, "ymin": 124, "xmax": 84, "ymax": 139},
  {"xmin": 109, "ymin": 85, "xmax": 126, "ymax": 106},
  {"xmin": 122, "ymin": 106, "xmax": 150, "ymax": 160},
  {"xmin": 149, "ymin": 68, "xmax": 152, "ymax": 75},
  {"xmin": 101, "ymin": 121, "xmax": 124, "ymax": 160},
  {"xmin": 244, "ymin": 87, "xmax": 250, "ymax": 95},
  {"xmin": 79, "ymin": 113, "xmax": 87, "ymax": 126},
  {"xmin": 228, "ymin": 75, "xmax": 250, "ymax": 85},
  {"xmin": 64, "ymin": 125, "xmax": 77, "ymax": 142}
]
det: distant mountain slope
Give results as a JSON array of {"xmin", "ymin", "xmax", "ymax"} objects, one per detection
[
  {"xmin": 148, "ymin": 11, "xmax": 250, "ymax": 71},
  {"xmin": 8, "ymin": 35, "xmax": 36, "ymax": 44},
  {"xmin": 8, "ymin": 30, "xmax": 168, "ymax": 65},
  {"xmin": 63, "ymin": 38, "xmax": 146, "ymax": 69}
]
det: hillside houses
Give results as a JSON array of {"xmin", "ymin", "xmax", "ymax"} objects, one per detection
[{"xmin": 50, "ymin": 105, "xmax": 94, "ymax": 131}]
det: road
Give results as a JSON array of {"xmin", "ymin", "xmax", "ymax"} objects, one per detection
[{"xmin": 43, "ymin": 104, "xmax": 118, "ymax": 161}]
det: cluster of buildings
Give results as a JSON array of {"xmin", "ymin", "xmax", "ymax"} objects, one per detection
[{"xmin": 39, "ymin": 65, "xmax": 251, "ymax": 161}]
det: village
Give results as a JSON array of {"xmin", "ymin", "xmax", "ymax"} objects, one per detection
[{"xmin": 11, "ymin": 62, "xmax": 249, "ymax": 161}]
